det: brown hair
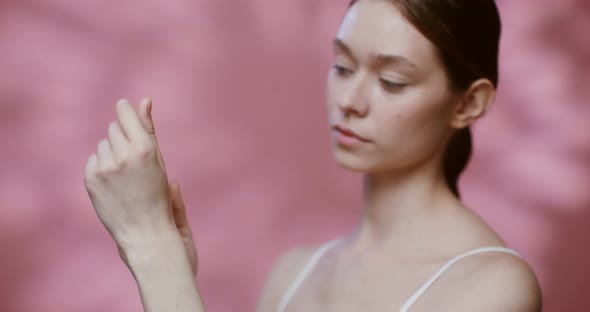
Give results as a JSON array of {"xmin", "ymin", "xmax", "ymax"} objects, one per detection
[{"xmin": 349, "ymin": 0, "xmax": 502, "ymax": 198}]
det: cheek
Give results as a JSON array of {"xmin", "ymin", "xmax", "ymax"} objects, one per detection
[
  {"xmin": 326, "ymin": 74, "xmax": 338, "ymax": 108},
  {"xmin": 326, "ymin": 73, "xmax": 353, "ymax": 114},
  {"xmin": 326, "ymin": 77, "xmax": 335, "ymax": 102},
  {"xmin": 376, "ymin": 90, "xmax": 452, "ymax": 153}
]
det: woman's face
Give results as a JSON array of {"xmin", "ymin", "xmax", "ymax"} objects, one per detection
[{"xmin": 327, "ymin": 0, "xmax": 460, "ymax": 173}]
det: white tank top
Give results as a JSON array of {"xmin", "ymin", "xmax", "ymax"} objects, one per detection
[{"xmin": 277, "ymin": 238, "xmax": 521, "ymax": 312}]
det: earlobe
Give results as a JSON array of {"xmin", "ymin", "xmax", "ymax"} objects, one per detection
[{"xmin": 450, "ymin": 79, "xmax": 496, "ymax": 129}]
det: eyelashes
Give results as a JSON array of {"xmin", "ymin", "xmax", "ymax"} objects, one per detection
[
  {"xmin": 379, "ymin": 79, "xmax": 407, "ymax": 91},
  {"xmin": 332, "ymin": 64, "xmax": 353, "ymax": 77},
  {"xmin": 331, "ymin": 64, "xmax": 408, "ymax": 92}
]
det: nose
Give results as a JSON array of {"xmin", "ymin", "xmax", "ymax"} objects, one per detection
[{"xmin": 336, "ymin": 74, "xmax": 369, "ymax": 118}]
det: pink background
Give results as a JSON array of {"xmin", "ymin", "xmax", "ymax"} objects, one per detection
[{"xmin": 0, "ymin": 0, "xmax": 589, "ymax": 311}]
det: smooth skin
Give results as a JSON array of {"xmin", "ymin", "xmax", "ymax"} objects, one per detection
[
  {"xmin": 257, "ymin": 1, "xmax": 542, "ymax": 311},
  {"xmin": 85, "ymin": 0, "xmax": 542, "ymax": 311},
  {"xmin": 85, "ymin": 98, "xmax": 203, "ymax": 311}
]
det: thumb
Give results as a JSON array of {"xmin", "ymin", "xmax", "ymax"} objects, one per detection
[
  {"xmin": 139, "ymin": 97, "xmax": 156, "ymax": 135},
  {"xmin": 139, "ymin": 97, "xmax": 166, "ymax": 171},
  {"xmin": 169, "ymin": 181, "xmax": 191, "ymax": 230}
]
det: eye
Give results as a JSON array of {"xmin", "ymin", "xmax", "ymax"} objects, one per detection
[
  {"xmin": 332, "ymin": 64, "xmax": 354, "ymax": 77},
  {"xmin": 379, "ymin": 79, "xmax": 407, "ymax": 92}
]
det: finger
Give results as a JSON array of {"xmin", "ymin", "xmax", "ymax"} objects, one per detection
[
  {"xmin": 170, "ymin": 181, "xmax": 191, "ymax": 230},
  {"xmin": 85, "ymin": 153, "xmax": 98, "ymax": 178},
  {"xmin": 108, "ymin": 120, "xmax": 129, "ymax": 160},
  {"xmin": 97, "ymin": 139, "xmax": 114, "ymax": 169},
  {"xmin": 138, "ymin": 97, "xmax": 156, "ymax": 135},
  {"xmin": 138, "ymin": 97, "xmax": 167, "ymax": 171},
  {"xmin": 115, "ymin": 98, "xmax": 150, "ymax": 146}
]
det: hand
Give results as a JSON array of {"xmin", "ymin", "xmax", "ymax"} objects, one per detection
[
  {"xmin": 117, "ymin": 181, "xmax": 198, "ymax": 275},
  {"xmin": 169, "ymin": 181, "xmax": 198, "ymax": 276},
  {"xmin": 84, "ymin": 98, "xmax": 174, "ymax": 249},
  {"xmin": 133, "ymin": 100, "xmax": 198, "ymax": 275}
]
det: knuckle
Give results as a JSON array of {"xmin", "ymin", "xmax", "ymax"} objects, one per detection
[
  {"xmin": 93, "ymin": 169, "xmax": 110, "ymax": 179},
  {"xmin": 101, "ymin": 162, "xmax": 124, "ymax": 175},
  {"xmin": 135, "ymin": 144, "xmax": 155, "ymax": 159},
  {"xmin": 111, "ymin": 159, "xmax": 126, "ymax": 171},
  {"xmin": 138, "ymin": 148, "xmax": 155, "ymax": 160},
  {"xmin": 99, "ymin": 166, "xmax": 115, "ymax": 176},
  {"xmin": 86, "ymin": 168, "xmax": 106, "ymax": 182},
  {"xmin": 145, "ymin": 123, "xmax": 155, "ymax": 134},
  {"xmin": 117, "ymin": 150, "xmax": 131, "ymax": 161}
]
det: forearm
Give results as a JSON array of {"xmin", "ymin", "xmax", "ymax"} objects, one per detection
[{"xmin": 124, "ymin": 231, "xmax": 206, "ymax": 312}]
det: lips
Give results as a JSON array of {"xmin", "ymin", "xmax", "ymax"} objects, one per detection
[{"xmin": 333, "ymin": 124, "xmax": 371, "ymax": 142}]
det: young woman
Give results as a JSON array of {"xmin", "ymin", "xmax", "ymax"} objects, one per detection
[{"xmin": 84, "ymin": 0, "xmax": 543, "ymax": 311}]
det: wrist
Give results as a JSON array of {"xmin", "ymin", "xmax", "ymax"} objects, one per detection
[
  {"xmin": 120, "ymin": 228, "xmax": 184, "ymax": 269},
  {"xmin": 116, "ymin": 220, "xmax": 178, "ymax": 251},
  {"xmin": 119, "ymin": 228, "xmax": 206, "ymax": 311}
]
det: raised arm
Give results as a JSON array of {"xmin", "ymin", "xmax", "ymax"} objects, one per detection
[
  {"xmin": 123, "ymin": 228, "xmax": 206, "ymax": 312},
  {"xmin": 84, "ymin": 98, "xmax": 205, "ymax": 311}
]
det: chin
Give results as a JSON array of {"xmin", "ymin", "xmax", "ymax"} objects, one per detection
[{"xmin": 332, "ymin": 149, "xmax": 382, "ymax": 173}]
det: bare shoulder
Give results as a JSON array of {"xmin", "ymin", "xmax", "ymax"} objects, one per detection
[
  {"xmin": 449, "ymin": 251, "xmax": 543, "ymax": 312},
  {"xmin": 255, "ymin": 244, "xmax": 319, "ymax": 312}
]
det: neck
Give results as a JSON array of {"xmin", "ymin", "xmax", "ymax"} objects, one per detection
[{"xmin": 349, "ymin": 156, "xmax": 461, "ymax": 252}]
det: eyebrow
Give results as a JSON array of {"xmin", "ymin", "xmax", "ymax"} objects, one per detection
[{"xmin": 332, "ymin": 38, "xmax": 420, "ymax": 71}]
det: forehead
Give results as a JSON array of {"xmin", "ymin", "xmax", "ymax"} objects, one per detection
[{"xmin": 335, "ymin": 0, "xmax": 436, "ymax": 69}]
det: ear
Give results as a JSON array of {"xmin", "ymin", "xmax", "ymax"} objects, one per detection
[{"xmin": 449, "ymin": 79, "xmax": 496, "ymax": 129}]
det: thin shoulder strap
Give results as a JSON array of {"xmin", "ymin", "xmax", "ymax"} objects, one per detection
[
  {"xmin": 399, "ymin": 246, "xmax": 521, "ymax": 312},
  {"xmin": 277, "ymin": 238, "xmax": 344, "ymax": 312}
]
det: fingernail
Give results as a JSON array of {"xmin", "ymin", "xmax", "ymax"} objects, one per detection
[
  {"xmin": 117, "ymin": 98, "xmax": 127, "ymax": 107},
  {"xmin": 147, "ymin": 99, "xmax": 152, "ymax": 117}
]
